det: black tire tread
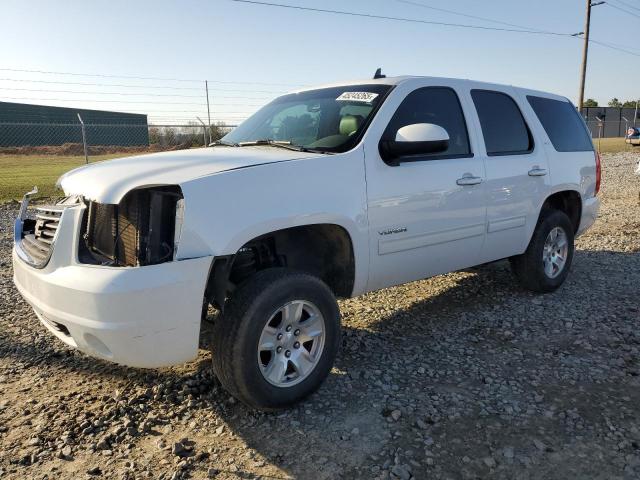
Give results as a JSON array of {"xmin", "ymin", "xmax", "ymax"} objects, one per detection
[
  {"xmin": 211, "ymin": 268, "xmax": 339, "ymax": 410},
  {"xmin": 510, "ymin": 209, "xmax": 574, "ymax": 293}
]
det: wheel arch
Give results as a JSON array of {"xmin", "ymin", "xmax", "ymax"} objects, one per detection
[
  {"xmin": 538, "ymin": 189, "xmax": 582, "ymax": 234},
  {"xmin": 205, "ymin": 222, "xmax": 358, "ymax": 310}
]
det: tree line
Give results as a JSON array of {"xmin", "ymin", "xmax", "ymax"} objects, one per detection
[{"xmin": 582, "ymin": 98, "xmax": 639, "ymax": 108}]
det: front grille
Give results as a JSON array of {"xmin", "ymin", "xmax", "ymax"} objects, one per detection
[{"xmin": 20, "ymin": 205, "xmax": 64, "ymax": 265}]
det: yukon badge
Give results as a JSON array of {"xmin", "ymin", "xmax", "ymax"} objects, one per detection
[{"xmin": 378, "ymin": 227, "xmax": 407, "ymax": 236}]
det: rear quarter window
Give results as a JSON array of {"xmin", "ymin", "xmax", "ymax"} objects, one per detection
[
  {"xmin": 471, "ymin": 90, "xmax": 533, "ymax": 156},
  {"xmin": 527, "ymin": 96, "xmax": 594, "ymax": 152}
]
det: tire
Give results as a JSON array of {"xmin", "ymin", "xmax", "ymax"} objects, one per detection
[
  {"xmin": 211, "ymin": 268, "xmax": 341, "ymax": 410},
  {"xmin": 509, "ymin": 209, "xmax": 575, "ymax": 293}
]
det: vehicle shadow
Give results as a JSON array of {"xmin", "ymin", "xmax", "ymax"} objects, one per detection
[{"xmin": 1, "ymin": 248, "xmax": 638, "ymax": 478}]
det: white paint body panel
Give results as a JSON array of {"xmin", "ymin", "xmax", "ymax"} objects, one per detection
[
  {"xmin": 178, "ymin": 148, "xmax": 370, "ymax": 296},
  {"xmin": 362, "ymin": 78, "xmax": 487, "ymax": 291},
  {"xmin": 58, "ymin": 147, "xmax": 319, "ymax": 203},
  {"xmin": 12, "ymin": 205, "xmax": 211, "ymax": 368},
  {"xmin": 470, "ymin": 85, "xmax": 553, "ymax": 264},
  {"xmin": 14, "ymin": 75, "xmax": 600, "ymax": 368}
]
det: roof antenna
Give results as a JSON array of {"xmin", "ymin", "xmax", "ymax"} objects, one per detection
[{"xmin": 373, "ymin": 68, "xmax": 386, "ymax": 79}]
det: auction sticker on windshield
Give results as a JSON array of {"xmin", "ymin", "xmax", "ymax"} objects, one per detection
[{"xmin": 336, "ymin": 92, "xmax": 379, "ymax": 103}]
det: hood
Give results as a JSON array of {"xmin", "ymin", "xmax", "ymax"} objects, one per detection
[{"xmin": 57, "ymin": 146, "xmax": 319, "ymax": 203}]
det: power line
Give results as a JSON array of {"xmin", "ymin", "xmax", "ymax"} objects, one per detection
[
  {"xmin": 588, "ymin": 38, "xmax": 640, "ymax": 57},
  {"xmin": 0, "ymin": 111, "xmax": 253, "ymax": 119},
  {"xmin": 605, "ymin": 1, "xmax": 640, "ymax": 18},
  {"xmin": 0, "ymin": 78, "xmax": 201, "ymax": 90},
  {"xmin": 0, "ymin": 77, "xmax": 288, "ymax": 94},
  {"xmin": 392, "ymin": 0, "xmax": 552, "ymax": 32},
  {"xmin": 584, "ymin": 36, "xmax": 636, "ymax": 50},
  {"xmin": 0, "ymin": 96, "xmax": 266, "ymax": 106},
  {"xmin": 228, "ymin": 0, "xmax": 573, "ymax": 36},
  {"xmin": 231, "ymin": 0, "xmax": 640, "ymax": 60},
  {"xmin": 0, "ymin": 86, "xmax": 277, "ymax": 100},
  {"xmin": 397, "ymin": 0, "xmax": 640, "ymax": 57},
  {"xmin": 0, "ymin": 87, "xmax": 203, "ymax": 98},
  {"xmin": 0, "ymin": 68, "xmax": 201, "ymax": 83},
  {"xmin": 608, "ymin": 0, "xmax": 640, "ymax": 12},
  {"xmin": 0, "ymin": 67, "xmax": 305, "ymax": 87}
]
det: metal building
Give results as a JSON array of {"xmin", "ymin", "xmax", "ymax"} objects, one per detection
[{"xmin": 0, "ymin": 101, "xmax": 149, "ymax": 147}]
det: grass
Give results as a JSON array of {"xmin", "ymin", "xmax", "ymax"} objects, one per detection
[
  {"xmin": 0, "ymin": 138, "xmax": 637, "ymax": 203},
  {"xmin": 595, "ymin": 137, "xmax": 638, "ymax": 154},
  {"xmin": 0, "ymin": 154, "xmax": 127, "ymax": 203}
]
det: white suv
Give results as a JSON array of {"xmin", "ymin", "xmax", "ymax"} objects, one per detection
[{"xmin": 13, "ymin": 75, "xmax": 600, "ymax": 410}]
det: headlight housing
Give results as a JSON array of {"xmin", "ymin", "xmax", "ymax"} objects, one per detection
[{"xmin": 80, "ymin": 186, "xmax": 183, "ymax": 267}]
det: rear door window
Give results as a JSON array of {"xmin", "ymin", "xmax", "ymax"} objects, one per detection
[
  {"xmin": 527, "ymin": 96, "xmax": 594, "ymax": 152},
  {"xmin": 471, "ymin": 90, "xmax": 533, "ymax": 156}
]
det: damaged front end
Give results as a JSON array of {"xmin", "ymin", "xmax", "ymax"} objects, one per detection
[
  {"xmin": 79, "ymin": 186, "xmax": 185, "ymax": 267},
  {"xmin": 14, "ymin": 187, "xmax": 83, "ymax": 269},
  {"xmin": 12, "ymin": 184, "xmax": 211, "ymax": 368}
]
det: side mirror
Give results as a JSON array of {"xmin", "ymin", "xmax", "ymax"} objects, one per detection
[{"xmin": 380, "ymin": 123, "xmax": 450, "ymax": 164}]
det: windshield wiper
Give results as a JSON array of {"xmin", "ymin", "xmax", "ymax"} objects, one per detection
[
  {"xmin": 232, "ymin": 139, "xmax": 331, "ymax": 154},
  {"xmin": 237, "ymin": 139, "xmax": 308, "ymax": 152},
  {"xmin": 210, "ymin": 140, "xmax": 239, "ymax": 147}
]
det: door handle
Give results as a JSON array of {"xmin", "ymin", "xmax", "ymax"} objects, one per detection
[
  {"xmin": 456, "ymin": 175, "xmax": 483, "ymax": 186},
  {"xmin": 528, "ymin": 167, "xmax": 548, "ymax": 177}
]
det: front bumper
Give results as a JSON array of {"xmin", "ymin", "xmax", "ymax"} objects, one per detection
[
  {"xmin": 577, "ymin": 196, "xmax": 600, "ymax": 236},
  {"xmin": 13, "ymin": 199, "xmax": 212, "ymax": 368},
  {"xmin": 625, "ymin": 137, "xmax": 640, "ymax": 145}
]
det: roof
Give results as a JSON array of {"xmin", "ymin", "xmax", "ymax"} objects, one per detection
[{"xmin": 291, "ymin": 75, "xmax": 569, "ymax": 103}]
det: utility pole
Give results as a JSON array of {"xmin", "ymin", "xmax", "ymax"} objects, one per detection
[
  {"xmin": 577, "ymin": 1, "xmax": 604, "ymax": 109},
  {"xmin": 205, "ymin": 80, "xmax": 212, "ymax": 145}
]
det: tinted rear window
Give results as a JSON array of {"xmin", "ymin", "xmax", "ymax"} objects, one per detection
[
  {"xmin": 471, "ymin": 90, "xmax": 533, "ymax": 156},
  {"xmin": 527, "ymin": 96, "xmax": 593, "ymax": 152}
]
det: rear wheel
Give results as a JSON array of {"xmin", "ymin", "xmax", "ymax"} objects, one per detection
[
  {"xmin": 510, "ymin": 209, "xmax": 575, "ymax": 293},
  {"xmin": 211, "ymin": 268, "xmax": 340, "ymax": 410}
]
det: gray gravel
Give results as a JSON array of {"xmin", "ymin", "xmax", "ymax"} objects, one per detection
[{"xmin": 1, "ymin": 152, "xmax": 639, "ymax": 479}]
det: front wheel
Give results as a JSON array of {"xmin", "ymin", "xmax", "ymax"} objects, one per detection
[
  {"xmin": 211, "ymin": 268, "xmax": 340, "ymax": 410},
  {"xmin": 510, "ymin": 209, "xmax": 575, "ymax": 293}
]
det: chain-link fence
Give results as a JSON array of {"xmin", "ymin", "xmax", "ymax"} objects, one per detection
[
  {"xmin": 584, "ymin": 119, "xmax": 638, "ymax": 139},
  {"xmin": 0, "ymin": 122, "xmax": 236, "ymax": 161},
  {"xmin": 1, "ymin": 118, "xmax": 634, "ymax": 163}
]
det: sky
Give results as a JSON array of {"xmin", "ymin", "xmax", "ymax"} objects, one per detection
[{"xmin": 0, "ymin": 0, "xmax": 638, "ymax": 124}]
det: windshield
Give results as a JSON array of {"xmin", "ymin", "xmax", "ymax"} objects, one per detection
[{"xmin": 221, "ymin": 84, "xmax": 392, "ymax": 153}]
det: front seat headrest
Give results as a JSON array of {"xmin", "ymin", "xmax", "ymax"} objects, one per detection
[{"xmin": 339, "ymin": 115, "xmax": 363, "ymax": 136}]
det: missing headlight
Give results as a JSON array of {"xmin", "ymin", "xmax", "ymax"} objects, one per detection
[{"xmin": 80, "ymin": 186, "xmax": 183, "ymax": 267}]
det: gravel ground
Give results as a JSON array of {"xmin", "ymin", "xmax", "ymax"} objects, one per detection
[{"xmin": 1, "ymin": 152, "xmax": 639, "ymax": 480}]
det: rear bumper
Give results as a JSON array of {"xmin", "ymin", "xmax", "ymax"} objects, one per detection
[
  {"xmin": 13, "ymin": 246, "xmax": 212, "ymax": 368},
  {"xmin": 577, "ymin": 196, "xmax": 600, "ymax": 236},
  {"xmin": 625, "ymin": 138, "xmax": 640, "ymax": 145}
]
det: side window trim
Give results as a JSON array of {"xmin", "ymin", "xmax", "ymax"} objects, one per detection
[
  {"xmin": 380, "ymin": 86, "xmax": 474, "ymax": 163},
  {"xmin": 471, "ymin": 88, "xmax": 535, "ymax": 157}
]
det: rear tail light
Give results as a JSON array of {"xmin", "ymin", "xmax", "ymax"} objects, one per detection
[{"xmin": 595, "ymin": 151, "xmax": 601, "ymax": 196}]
